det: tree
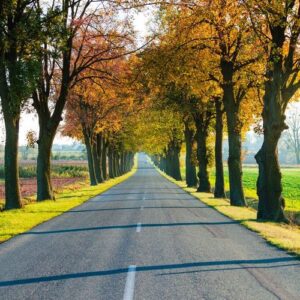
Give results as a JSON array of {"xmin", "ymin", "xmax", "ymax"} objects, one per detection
[
  {"xmin": 214, "ymin": 96, "xmax": 226, "ymax": 198},
  {"xmin": 32, "ymin": 0, "xmax": 135, "ymax": 200},
  {"xmin": 0, "ymin": 0, "xmax": 40, "ymax": 209},
  {"xmin": 243, "ymin": 0, "xmax": 300, "ymax": 221},
  {"xmin": 162, "ymin": 0, "xmax": 263, "ymax": 205}
]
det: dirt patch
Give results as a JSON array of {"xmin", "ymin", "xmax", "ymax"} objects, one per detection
[{"xmin": 0, "ymin": 177, "xmax": 83, "ymax": 200}]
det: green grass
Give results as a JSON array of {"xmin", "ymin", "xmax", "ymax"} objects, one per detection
[
  {"xmin": 0, "ymin": 168, "xmax": 136, "ymax": 243},
  {"xmin": 181, "ymin": 166, "xmax": 300, "ymax": 212}
]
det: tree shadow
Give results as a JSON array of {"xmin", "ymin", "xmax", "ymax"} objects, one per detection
[
  {"xmin": 21, "ymin": 221, "xmax": 239, "ymax": 235},
  {"xmin": 90, "ymin": 199, "xmax": 197, "ymax": 203},
  {"xmin": 0, "ymin": 257, "xmax": 298, "ymax": 287}
]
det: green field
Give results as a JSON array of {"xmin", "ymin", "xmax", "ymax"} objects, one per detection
[{"xmin": 181, "ymin": 166, "xmax": 300, "ymax": 212}]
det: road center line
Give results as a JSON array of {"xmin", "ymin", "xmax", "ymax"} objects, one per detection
[
  {"xmin": 136, "ymin": 222, "xmax": 142, "ymax": 233},
  {"xmin": 123, "ymin": 265, "xmax": 136, "ymax": 300}
]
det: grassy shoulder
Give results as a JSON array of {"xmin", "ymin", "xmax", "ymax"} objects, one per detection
[
  {"xmin": 0, "ymin": 167, "xmax": 137, "ymax": 243},
  {"xmin": 156, "ymin": 167, "xmax": 300, "ymax": 257}
]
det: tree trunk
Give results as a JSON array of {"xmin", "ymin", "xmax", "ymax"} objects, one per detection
[
  {"xmin": 226, "ymin": 115, "xmax": 246, "ymax": 206},
  {"xmin": 171, "ymin": 142, "xmax": 182, "ymax": 181},
  {"xmin": 92, "ymin": 140, "xmax": 103, "ymax": 184},
  {"xmin": 165, "ymin": 150, "xmax": 172, "ymax": 176},
  {"xmin": 37, "ymin": 133, "xmax": 55, "ymax": 201},
  {"xmin": 108, "ymin": 147, "xmax": 115, "ymax": 178},
  {"xmin": 116, "ymin": 153, "xmax": 121, "ymax": 176},
  {"xmin": 83, "ymin": 131, "xmax": 97, "ymax": 186},
  {"xmin": 196, "ymin": 125, "xmax": 211, "ymax": 192},
  {"xmin": 255, "ymin": 80, "xmax": 287, "ymax": 222},
  {"xmin": 159, "ymin": 155, "xmax": 166, "ymax": 172},
  {"xmin": 120, "ymin": 152, "xmax": 126, "ymax": 174},
  {"xmin": 0, "ymin": 62, "xmax": 22, "ymax": 209},
  {"xmin": 221, "ymin": 62, "xmax": 246, "ymax": 206},
  {"xmin": 114, "ymin": 152, "xmax": 119, "ymax": 177},
  {"xmin": 3, "ymin": 115, "xmax": 22, "ymax": 209},
  {"xmin": 214, "ymin": 98, "xmax": 225, "ymax": 198},
  {"xmin": 166, "ymin": 140, "xmax": 182, "ymax": 180},
  {"xmin": 184, "ymin": 122, "xmax": 197, "ymax": 187},
  {"xmin": 194, "ymin": 114, "xmax": 211, "ymax": 193},
  {"xmin": 101, "ymin": 139, "xmax": 108, "ymax": 180}
]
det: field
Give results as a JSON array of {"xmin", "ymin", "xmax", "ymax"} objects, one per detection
[
  {"xmin": 0, "ymin": 161, "xmax": 89, "ymax": 209},
  {"xmin": 181, "ymin": 165, "xmax": 300, "ymax": 218}
]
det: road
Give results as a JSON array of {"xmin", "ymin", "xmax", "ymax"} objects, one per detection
[{"xmin": 0, "ymin": 154, "xmax": 299, "ymax": 300}]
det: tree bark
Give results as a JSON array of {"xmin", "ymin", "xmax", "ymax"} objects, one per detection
[
  {"xmin": 184, "ymin": 122, "xmax": 197, "ymax": 187},
  {"xmin": 117, "ymin": 153, "xmax": 121, "ymax": 176},
  {"xmin": 221, "ymin": 64, "xmax": 246, "ymax": 206},
  {"xmin": 120, "ymin": 152, "xmax": 126, "ymax": 174},
  {"xmin": 194, "ymin": 114, "xmax": 211, "ymax": 192},
  {"xmin": 92, "ymin": 140, "xmax": 103, "ymax": 184},
  {"xmin": 165, "ymin": 150, "xmax": 172, "ymax": 176},
  {"xmin": 159, "ymin": 155, "xmax": 166, "ymax": 172},
  {"xmin": 255, "ymin": 78, "xmax": 288, "ymax": 222},
  {"xmin": 108, "ymin": 147, "xmax": 116, "ymax": 178},
  {"xmin": 101, "ymin": 138, "xmax": 108, "ymax": 180},
  {"xmin": 214, "ymin": 98, "xmax": 225, "ymax": 198},
  {"xmin": 83, "ymin": 130, "xmax": 97, "ymax": 186},
  {"xmin": 167, "ymin": 139, "xmax": 182, "ymax": 180},
  {"xmin": 3, "ymin": 115, "xmax": 22, "ymax": 209},
  {"xmin": 226, "ymin": 112, "xmax": 246, "ymax": 206},
  {"xmin": 196, "ymin": 127, "xmax": 211, "ymax": 192},
  {"xmin": 37, "ymin": 132, "xmax": 55, "ymax": 201}
]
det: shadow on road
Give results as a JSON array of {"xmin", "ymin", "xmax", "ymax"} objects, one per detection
[
  {"xmin": 20, "ymin": 221, "xmax": 240, "ymax": 236},
  {"xmin": 0, "ymin": 257, "xmax": 298, "ymax": 287}
]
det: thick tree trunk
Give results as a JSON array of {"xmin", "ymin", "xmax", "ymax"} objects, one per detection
[
  {"xmin": 214, "ymin": 98, "xmax": 225, "ymax": 198},
  {"xmin": 172, "ymin": 146, "xmax": 182, "ymax": 181},
  {"xmin": 184, "ymin": 122, "xmax": 197, "ymax": 187},
  {"xmin": 166, "ymin": 140, "xmax": 182, "ymax": 180},
  {"xmin": 226, "ymin": 116, "xmax": 246, "ymax": 206},
  {"xmin": 83, "ymin": 131, "xmax": 97, "ymax": 186},
  {"xmin": 101, "ymin": 139, "xmax": 108, "ymax": 180},
  {"xmin": 0, "ymin": 62, "xmax": 23, "ymax": 208},
  {"xmin": 193, "ymin": 112, "xmax": 211, "ymax": 193},
  {"xmin": 117, "ymin": 153, "xmax": 121, "ymax": 176},
  {"xmin": 120, "ymin": 152, "xmax": 126, "ymax": 174},
  {"xmin": 37, "ymin": 133, "xmax": 55, "ymax": 201},
  {"xmin": 221, "ymin": 62, "xmax": 246, "ymax": 206},
  {"xmin": 196, "ymin": 124, "xmax": 211, "ymax": 192},
  {"xmin": 255, "ymin": 83, "xmax": 287, "ymax": 222},
  {"xmin": 114, "ymin": 152, "xmax": 120, "ymax": 177},
  {"xmin": 165, "ymin": 150, "xmax": 171, "ymax": 176},
  {"xmin": 108, "ymin": 147, "xmax": 115, "ymax": 178},
  {"xmin": 3, "ymin": 115, "xmax": 22, "ymax": 209},
  {"xmin": 159, "ymin": 155, "xmax": 166, "ymax": 172},
  {"xmin": 92, "ymin": 141, "xmax": 103, "ymax": 184}
]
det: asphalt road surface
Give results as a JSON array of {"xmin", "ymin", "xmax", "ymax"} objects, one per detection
[{"xmin": 0, "ymin": 154, "xmax": 299, "ymax": 300}]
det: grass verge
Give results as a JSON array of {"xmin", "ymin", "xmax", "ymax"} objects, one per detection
[
  {"xmin": 156, "ymin": 167, "xmax": 300, "ymax": 257},
  {"xmin": 0, "ymin": 167, "xmax": 137, "ymax": 243}
]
